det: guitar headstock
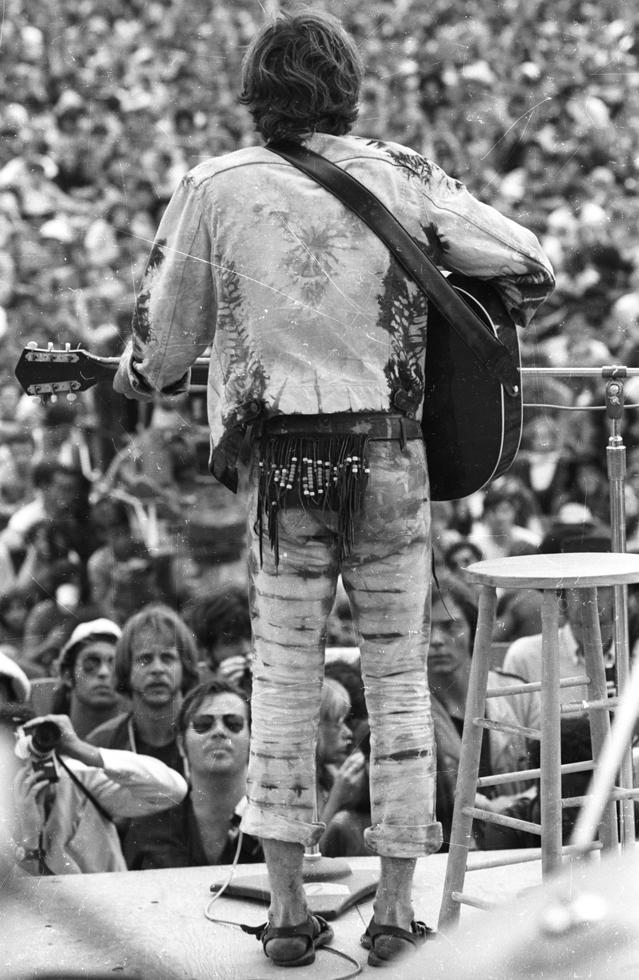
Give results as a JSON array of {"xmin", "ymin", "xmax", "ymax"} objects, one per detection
[{"xmin": 14, "ymin": 343, "xmax": 114, "ymax": 400}]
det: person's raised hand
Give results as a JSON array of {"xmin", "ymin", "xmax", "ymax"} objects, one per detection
[
  {"xmin": 13, "ymin": 766, "xmax": 50, "ymax": 846},
  {"xmin": 330, "ymin": 749, "xmax": 367, "ymax": 809}
]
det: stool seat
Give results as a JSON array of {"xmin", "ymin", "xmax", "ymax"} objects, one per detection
[{"xmin": 464, "ymin": 552, "xmax": 639, "ymax": 589}]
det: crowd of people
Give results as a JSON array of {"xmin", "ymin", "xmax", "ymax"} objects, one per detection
[
  {"xmin": 2, "ymin": 0, "xmax": 639, "ymax": 884},
  {"xmin": 2, "ymin": 0, "xmax": 639, "ymax": 381}
]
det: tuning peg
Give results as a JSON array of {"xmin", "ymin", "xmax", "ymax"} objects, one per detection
[
  {"xmin": 27, "ymin": 341, "xmax": 38, "ymax": 350},
  {"xmin": 66, "ymin": 393, "xmax": 77, "ymax": 403},
  {"xmin": 47, "ymin": 342, "xmax": 54, "ymax": 351}
]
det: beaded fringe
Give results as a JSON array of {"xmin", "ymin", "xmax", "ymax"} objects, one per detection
[{"xmin": 256, "ymin": 434, "xmax": 371, "ymax": 568}]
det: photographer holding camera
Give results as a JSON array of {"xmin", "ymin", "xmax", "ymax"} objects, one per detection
[{"xmin": 11, "ymin": 712, "xmax": 187, "ymax": 875}]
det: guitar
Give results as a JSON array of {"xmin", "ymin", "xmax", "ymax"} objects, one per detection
[
  {"xmin": 14, "ymin": 276, "xmax": 522, "ymax": 501},
  {"xmin": 423, "ymin": 272, "xmax": 522, "ymax": 500}
]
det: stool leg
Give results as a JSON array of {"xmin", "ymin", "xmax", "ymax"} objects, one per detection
[
  {"xmin": 613, "ymin": 582, "xmax": 636, "ymax": 845},
  {"xmin": 438, "ymin": 584, "xmax": 497, "ymax": 929},
  {"xmin": 580, "ymin": 587, "xmax": 618, "ymax": 850},
  {"xmin": 540, "ymin": 590, "xmax": 562, "ymax": 875}
]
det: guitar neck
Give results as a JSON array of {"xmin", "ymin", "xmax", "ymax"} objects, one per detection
[
  {"xmin": 14, "ymin": 346, "xmax": 210, "ymax": 399},
  {"xmin": 90, "ymin": 357, "xmax": 209, "ymax": 388}
]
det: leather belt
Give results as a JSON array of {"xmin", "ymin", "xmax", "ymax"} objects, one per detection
[{"xmin": 258, "ymin": 412, "xmax": 422, "ymax": 442}]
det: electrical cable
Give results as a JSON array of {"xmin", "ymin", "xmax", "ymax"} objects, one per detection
[
  {"xmin": 204, "ymin": 820, "xmax": 244, "ymax": 910},
  {"xmin": 202, "ymin": 830, "xmax": 362, "ymax": 978}
]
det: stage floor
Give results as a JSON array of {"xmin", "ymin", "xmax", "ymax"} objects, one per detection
[{"xmin": 2, "ymin": 851, "xmax": 552, "ymax": 980}]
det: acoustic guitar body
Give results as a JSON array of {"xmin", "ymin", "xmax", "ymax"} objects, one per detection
[{"xmin": 423, "ymin": 273, "xmax": 522, "ymax": 501}]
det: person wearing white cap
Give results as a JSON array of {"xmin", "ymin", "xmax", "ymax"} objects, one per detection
[
  {"xmin": 0, "ymin": 648, "xmax": 31, "ymax": 704},
  {"xmin": 54, "ymin": 618, "xmax": 125, "ymax": 739}
]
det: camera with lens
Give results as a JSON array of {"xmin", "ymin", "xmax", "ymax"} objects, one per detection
[{"xmin": 27, "ymin": 720, "xmax": 61, "ymax": 783}]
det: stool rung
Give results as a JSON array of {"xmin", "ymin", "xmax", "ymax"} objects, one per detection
[
  {"xmin": 561, "ymin": 696, "xmax": 619, "ymax": 715},
  {"xmin": 610, "ymin": 786, "xmax": 639, "ymax": 802},
  {"xmin": 473, "ymin": 717, "xmax": 540, "ymax": 740},
  {"xmin": 561, "ymin": 795, "xmax": 589, "ymax": 808},
  {"xmin": 462, "ymin": 805, "xmax": 541, "ymax": 835},
  {"xmin": 485, "ymin": 674, "xmax": 590, "ymax": 698},
  {"xmin": 477, "ymin": 759, "xmax": 595, "ymax": 788},
  {"xmin": 559, "ymin": 787, "xmax": 639, "ymax": 807},
  {"xmin": 451, "ymin": 891, "xmax": 497, "ymax": 911},
  {"xmin": 466, "ymin": 840, "xmax": 602, "ymax": 872}
]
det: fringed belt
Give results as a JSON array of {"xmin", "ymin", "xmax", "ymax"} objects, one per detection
[{"xmin": 254, "ymin": 412, "xmax": 422, "ymax": 567}]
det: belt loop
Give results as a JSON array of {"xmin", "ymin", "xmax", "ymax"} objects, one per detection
[{"xmin": 399, "ymin": 417, "xmax": 406, "ymax": 450}]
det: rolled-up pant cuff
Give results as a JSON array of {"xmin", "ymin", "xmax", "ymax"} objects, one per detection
[
  {"xmin": 241, "ymin": 805, "xmax": 325, "ymax": 849},
  {"xmin": 364, "ymin": 821, "xmax": 443, "ymax": 858}
]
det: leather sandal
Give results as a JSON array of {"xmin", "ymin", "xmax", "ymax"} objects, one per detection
[
  {"xmin": 360, "ymin": 917, "xmax": 435, "ymax": 967},
  {"xmin": 246, "ymin": 914, "xmax": 334, "ymax": 967}
]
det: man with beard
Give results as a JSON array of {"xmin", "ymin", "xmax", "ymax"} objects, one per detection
[{"xmin": 86, "ymin": 603, "xmax": 200, "ymax": 868}]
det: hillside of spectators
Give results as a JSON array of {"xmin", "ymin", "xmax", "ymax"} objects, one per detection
[{"xmin": 2, "ymin": 0, "xmax": 639, "ymax": 385}]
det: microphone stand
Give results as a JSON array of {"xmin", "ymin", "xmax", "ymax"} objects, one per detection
[
  {"xmin": 602, "ymin": 369, "xmax": 636, "ymax": 844},
  {"xmin": 301, "ymin": 797, "xmax": 353, "ymax": 882},
  {"xmin": 521, "ymin": 364, "xmax": 639, "ymax": 846},
  {"xmin": 293, "ymin": 795, "xmax": 380, "ymax": 914}
]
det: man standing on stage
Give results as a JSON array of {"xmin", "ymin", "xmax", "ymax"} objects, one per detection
[{"xmin": 114, "ymin": 10, "xmax": 554, "ymax": 968}]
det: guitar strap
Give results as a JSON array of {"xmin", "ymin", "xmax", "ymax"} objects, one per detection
[{"xmin": 266, "ymin": 139, "xmax": 519, "ymax": 395}]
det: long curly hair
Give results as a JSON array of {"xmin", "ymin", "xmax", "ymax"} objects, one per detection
[
  {"xmin": 114, "ymin": 603, "xmax": 200, "ymax": 697},
  {"xmin": 239, "ymin": 10, "xmax": 363, "ymax": 143}
]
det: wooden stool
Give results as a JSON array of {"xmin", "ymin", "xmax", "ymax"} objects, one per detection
[{"xmin": 438, "ymin": 552, "xmax": 639, "ymax": 928}]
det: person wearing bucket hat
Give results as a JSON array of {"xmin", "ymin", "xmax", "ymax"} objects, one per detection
[{"xmin": 53, "ymin": 618, "xmax": 124, "ymax": 738}]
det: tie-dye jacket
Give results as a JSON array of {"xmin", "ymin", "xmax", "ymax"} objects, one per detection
[{"xmin": 114, "ymin": 132, "xmax": 554, "ymax": 487}]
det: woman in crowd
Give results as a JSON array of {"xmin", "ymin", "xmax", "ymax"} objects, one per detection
[{"xmin": 316, "ymin": 677, "xmax": 370, "ymax": 856}]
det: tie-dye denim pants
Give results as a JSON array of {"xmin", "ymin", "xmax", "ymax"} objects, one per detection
[{"xmin": 241, "ymin": 435, "xmax": 442, "ymax": 858}]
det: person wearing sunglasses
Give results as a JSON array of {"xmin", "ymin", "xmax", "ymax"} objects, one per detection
[{"xmin": 122, "ymin": 678, "xmax": 262, "ymax": 869}]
